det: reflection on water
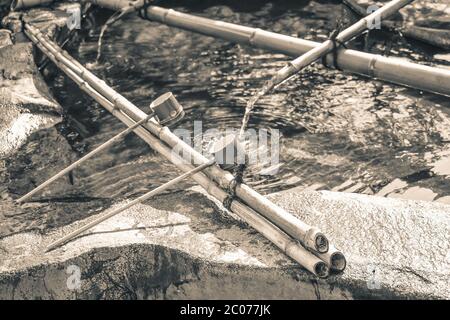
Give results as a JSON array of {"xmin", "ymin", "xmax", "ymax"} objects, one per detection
[{"xmin": 48, "ymin": 1, "xmax": 450, "ymax": 201}]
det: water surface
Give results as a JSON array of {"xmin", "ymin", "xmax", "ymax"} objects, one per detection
[{"xmin": 48, "ymin": 0, "xmax": 450, "ymax": 202}]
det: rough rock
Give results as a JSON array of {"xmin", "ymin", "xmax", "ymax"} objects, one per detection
[
  {"xmin": 0, "ymin": 189, "xmax": 348, "ymax": 300},
  {"xmin": 0, "ymin": 3, "xmax": 81, "ymax": 158},
  {"xmin": 0, "ymin": 186, "xmax": 448, "ymax": 299},
  {"xmin": 0, "ymin": 33, "xmax": 61, "ymax": 158},
  {"xmin": 267, "ymin": 188, "xmax": 450, "ymax": 300},
  {"xmin": 0, "ymin": 3, "xmax": 95, "ymax": 241},
  {"xmin": 0, "ymin": 29, "xmax": 11, "ymax": 47}
]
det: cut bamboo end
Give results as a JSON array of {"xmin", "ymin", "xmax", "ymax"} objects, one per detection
[
  {"xmin": 304, "ymin": 227, "xmax": 329, "ymax": 254},
  {"xmin": 316, "ymin": 245, "xmax": 347, "ymax": 272},
  {"xmin": 284, "ymin": 240, "xmax": 329, "ymax": 278},
  {"xmin": 330, "ymin": 251, "xmax": 346, "ymax": 272}
]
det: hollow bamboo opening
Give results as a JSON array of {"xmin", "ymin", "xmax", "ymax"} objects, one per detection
[
  {"xmin": 330, "ymin": 251, "xmax": 347, "ymax": 272},
  {"xmin": 314, "ymin": 261, "xmax": 329, "ymax": 279}
]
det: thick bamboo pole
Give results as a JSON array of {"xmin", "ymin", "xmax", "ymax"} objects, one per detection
[
  {"xmin": 17, "ymin": 113, "xmax": 155, "ymax": 203},
  {"xmin": 316, "ymin": 245, "xmax": 347, "ymax": 272},
  {"xmin": 270, "ymin": 0, "xmax": 414, "ymax": 88},
  {"xmin": 25, "ymin": 29, "xmax": 329, "ymax": 277},
  {"xmin": 134, "ymin": 5, "xmax": 450, "ymax": 97},
  {"xmin": 24, "ymin": 23, "xmax": 329, "ymax": 254}
]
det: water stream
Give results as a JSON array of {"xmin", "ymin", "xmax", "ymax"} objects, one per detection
[{"xmin": 239, "ymin": 78, "xmax": 275, "ymax": 138}]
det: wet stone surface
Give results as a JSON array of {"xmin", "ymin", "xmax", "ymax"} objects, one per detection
[
  {"xmin": 0, "ymin": 3, "xmax": 114, "ymax": 238},
  {"xmin": 0, "ymin": 1, "xmax": 449, "ymax": 300}
]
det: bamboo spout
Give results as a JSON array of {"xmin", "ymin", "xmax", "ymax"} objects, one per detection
[{"xmin": 271, "ymin": 0, "xmax": 415, "ymax": 88}]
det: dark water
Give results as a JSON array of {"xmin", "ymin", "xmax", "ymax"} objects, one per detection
[{"xmin": 48, "ymin": 1, "xmax": 450, "ymax": 202}]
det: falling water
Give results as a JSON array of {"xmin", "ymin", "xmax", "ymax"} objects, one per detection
[
  {"xmin": 238, "ymin": 78, "xmax": 275, "ymax": 138},
  {"xmin": 95, "ymin": 21, "xmax": 109, "ymax": 62},
  {"xmin": 96, "ymin": 9, "xmax": 129, "ymax": 62}
]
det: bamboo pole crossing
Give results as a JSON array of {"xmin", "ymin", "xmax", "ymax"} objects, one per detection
[
  {"xmin": 23, "ymin": 23, "xmax": 334, "ymax": 276},
  {"xmin": 269, "ymin": 0, "xmax": 414, "ymax": 88},
  {"xmin": 129, "ymin": 4, "xmax": 450, "ymax": 97}
]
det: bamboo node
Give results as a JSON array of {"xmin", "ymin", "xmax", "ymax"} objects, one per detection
[
  {"xmin": 368, "ymin": 55, "xmax": 378, "ymax": 78},
  {"xmin": 249, "ymin": 28, "xmax": 261, "ymax": 45},
  {"xmin": 138, "ymin": 0, "xmax": 154, "ymax": 20}
]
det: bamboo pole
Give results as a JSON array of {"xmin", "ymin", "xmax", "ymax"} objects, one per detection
[
  {"xmin": 269, "ymin": 0, "xmax": 414, "ymax": 88},
  {"xmin": 24, "ymin": 23, "xmax": 329, "ymax": 254},
  {"xmin": 25, "ymin": 29, "xmax": 330, "ymax": 277},
  {"xmin": 17, "ymin": 113, "xmax": 155, "ymax": 203},
  {"xmin": 46, "ymin": 159, "xmax": 216, "ymax": 252},
  {"xmin": 129, "ymin": 5, "xmax": 450, "ymax": 97}
]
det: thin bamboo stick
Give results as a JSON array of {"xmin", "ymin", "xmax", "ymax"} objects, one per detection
[
  {"xmin": 26, "ymin": 30, "xmax": 330, "ymax": 277},
  {"xmin": 270, "ymin": 0, "xmax": 415, "ymax": 88},
  {"xmin": 46, "ymin": 159, "xmax": 216, "ymax": 252},
  {"xmin": 25, "ymin": 23, "xmax": 329, "ymax": 254},
  {"xmin": 17, "ymin": 112, "xmax": 155, "ymax": 203},
  {"xmin": 132, "ymin": 5, "xmax": 450, "ymax": 97}
]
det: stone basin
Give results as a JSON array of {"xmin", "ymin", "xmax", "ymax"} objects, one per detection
[
  {"xmin": 0, "ymin": 186, "xmax": 448, "ymax": 299},
  {"xmin": 0, "ymin": 1, "xmax": 449, "ymax": 300}
]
